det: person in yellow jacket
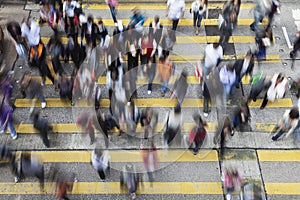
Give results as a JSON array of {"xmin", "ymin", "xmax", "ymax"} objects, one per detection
[{"xmin": 157, "ymin": 52, "xmax": 174, "ymax": 97}]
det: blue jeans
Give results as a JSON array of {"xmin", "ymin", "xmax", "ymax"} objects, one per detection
[
  {"xmin": 161, "ymin": 80, "xmax": 169, "ymax": 93},
  {"xmin": 193, "ymin": 12, "xmax": 203, "ymax": 27},
  {"xmin": 272, "ymin": 130, "xmax": 285, "ymax": 141},
  {"xmin": 109, "ymin": 4, "xmax": 117, "ymax": 23},
  {"xmin": 8, "ymin": 121, "xmax": 17, "ymax": 138},
  {"xmin": 223, "ymin": 84, "xmax": 232, "ymax": 105},
  {"xmin": 148, "ymin": 73, "xmax": 155, "ymax": 91},
  {"xmin": 294, "ymin": 120, "xmax": 300, "ymax": 144}
]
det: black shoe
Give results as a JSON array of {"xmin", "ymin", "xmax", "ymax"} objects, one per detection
[
  {"xmin": 260, "ymin": 106, "xmax": 265, "ymax": 110},
  {"xmin": 271, "ymin": 136, "xmax": 277, "ymax": 141}
]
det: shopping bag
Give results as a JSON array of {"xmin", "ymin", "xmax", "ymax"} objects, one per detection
[{"xmin": 195, "ymin": 61, "xmax": 203, "ymax": 84}]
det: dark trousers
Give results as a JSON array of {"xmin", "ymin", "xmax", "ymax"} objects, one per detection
[
  {"xmin": 260, "ymin": 93, "xmax": 268, "ymax": 109},
  {"xmin": 203, "ymin": 96, "xmax": 210, "ymax": 114},
  {"xmin": 41, "ymin": 132, "xmax": 50, "ymax": 147},
  {"xmin": 272, "ymin": 130, "xmax": 285, "ymax": 141},
  {"xmin": 98, "ymin": 170, "xmax": 105, "ymax": 180},
  {"xmin": 172, "ymin": 19, "xmax": 179, "ymax": 30}
]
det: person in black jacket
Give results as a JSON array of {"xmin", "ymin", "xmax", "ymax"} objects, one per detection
[
  {"xmin": 31, "ymin": 111, "xmax": 52, "ymax": 148},
  {"xmin": 81, "ymin": 15, "xmax": 99, "ymax": 49}
]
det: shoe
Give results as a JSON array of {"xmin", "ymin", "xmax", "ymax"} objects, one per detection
[
  {"xmin": 14, "ymin": 177, "xmax": 19, "ymax": 183},
  {"xmin": 12, "ymin": 135, "xmax": 17, "ymax": 140},
  {"xmin": 193, "ymin": 151, "xmax": 197, "ymax": 155},
  {"xmin": 71, "ymin": 101, "xmax": 75, "ymax": 106},
  {"xmin": 161, "ymin": 92, "xmax": 165, "ymax": 97},
  {"xmin": 41, "ymin": 102, "xmax": 46, "ymax": 109},
  {"xmin": 203, "ymin": 112, "xmax": 209, "ymax": 117},
  {"xmin": 271, "ymin": 136, "xmax": 277, "ymax": 141},
  {"xmin": 147, "ymin": 90, "xmax": 152, "ymax": 95},
  {"xmin": 260, "ymin": 106, "xmax": 264, "ymax": 110},
  {"xmin": 131, "ymin": 193, "xmax": 136, "ymax": 200},
  {"xmin": 231, "ymin": 129, "xmax": 235, "ymax": 136}
]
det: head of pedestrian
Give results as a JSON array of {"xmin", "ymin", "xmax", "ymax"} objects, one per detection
[
  {"xmin": 132, "ymin": 7, "xmax": 140, "ymax": 16},
  {"xmin": 289, "ymin": 107, "xmax": 299, "ymax": 120},
  {"xmin": 226, "ymin": 64, "xmax": 234, "ymax": 71},
  {"xmin": 174, "ymin": 104, "xmax": 181, "ymax": 114},
  {"xmin": 154, "ymin": 15, "xmax": 160, "ymax": 24},
  {"xmin": 181, "ymin": 69, "xmax": 188, "ymax": 78},
  {"xmin": 87, "ymin": 15, "xmax": 94, "ymax": 23},
  {"xmin": 213, "ymin": 42, "xmax": 220, "ymax": 49}
]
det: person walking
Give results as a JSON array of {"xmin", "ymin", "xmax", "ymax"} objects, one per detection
[
  {"xmin": 189, "ymin": 113, "xmax": 207, "ymax": 155},
  {"xmin": 157, "ymin": 52, "xmax": 174, "ymax": 97},
  {"xmin": 20, "ymin": 72, "xmax": 47, "ymax": 109},
  {"xmin": 106, "ymin": 0, "xmax": 118, "ymax": 24},
  {"xmin": 223, "ymin": 167, "xmax": 243, "ymax": 200},
  {"xmin": 31, "ymin": 111, "xmax": 52, "ymax": 148},
  {"xmin": 203, "ymin": 43, "xmax": 223, "ymax": 78},
  {"xmin": 76, "ymin": 111, "xmax": 95, "ymax": 145},
  {"xmin": 163, "ymin": 105, "xmax": 182, "ymax": 148},
  {"xmin": 140, "ymin": 141, "xmax": 158, "ymax": 183},
  {"xmin": 233, "ymin": 51, "xmax": 254, "ymax": 90},
  {"xmin": 0, "ymin": 73, "xmax": 17, "ymax": 140},
  {"xmin": 219, "ymin": 64, "xmax": 236, "ymax": 105},
  {"xmin": 139, "ymin": 32, "xmax": 157, "ymax": 95},
  {"xmin": 166, "ymin": 0, "xmax": 185, "ymax": 31},
  {"xmin": 271, "ymin": 107, "xmax": 299, "ymax": 141},
  {"xmin": 170, "ymin": 70, "xmax": 188, "ymax": 108},
  {"xmin": 190, "ymin": 0, "xmax": 207, "ymax": 35},
  {"xmin": 140, "ymin": 107, "xmax": 158, "ymax": 140},
  {"xmin": 290, "ymin": 31, "xmax": 300, "ymax": 69},
  {"xmin": 91, "ymin": 149, "xmax": 110, "ymax": 180},
  {"xmin": 260, "ymin": 73, "xmax": 288, "ymax": 109}
]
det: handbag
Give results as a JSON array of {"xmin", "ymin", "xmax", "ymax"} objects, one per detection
[{"xmin": 195, "ymin": 61, "xmax": 203, "ymax": 84}]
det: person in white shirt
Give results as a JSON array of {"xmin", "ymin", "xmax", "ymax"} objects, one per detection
[
  {"xmin": 219, "ymin": 64, "xmax": 236, "ymax": 105},
  {"xmin": 190, "ymin": 0, "xmax": 207, "ymax": 35},
  {"xmin": 21, "ymin": 19, "xmax": 40, "ymax": 47},
  {"xmin": 62, "ymin": 0, "xmax": 79, "ymax": 35},
  {"xmin": 166, "ymin": 0, "xmax": 185, "ymax": 31}
]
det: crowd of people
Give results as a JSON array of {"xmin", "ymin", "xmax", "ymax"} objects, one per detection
[{"xmin": 0, "ymin": 0, "xmax": 299, "ymax": 199}]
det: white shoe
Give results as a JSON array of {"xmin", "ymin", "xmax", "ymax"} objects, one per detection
[
  {"xmin": 12, "ymin": 135, "xmax": 17, "ymax": 140},
  {"xmin": 203, "ymin": 112, "xmax": 209, "ymax": 117},
  {"xmin": 147, "ymin": 90, "xmax": 152, "ymax": 95},
  {"xmin": 14, "ymin": 177, "xmax": 19, "ymax": 183},
  {"xmin": 41, "ymin": 102, "xmax": 46, "ymax": 109}
]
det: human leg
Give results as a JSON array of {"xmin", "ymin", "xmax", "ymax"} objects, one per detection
[{"xmin": 272, "ymin": 129, "xmax": 285, "ymax": 141}]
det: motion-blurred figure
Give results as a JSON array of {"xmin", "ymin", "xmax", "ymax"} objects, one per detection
[
  {"xmin": 222, "ymin": 166, "xmax": 243, "ymax": 200},
  {"xmin": 170, "ymin": 70, "xmax": 188, "ymax": 108},
  {"xmin": 189, "ymin": 113, "xmax": 207, "ymax": 155},
  {"xmin": 140, "ymin": 141, "xmax": 158, "ymax": 183},
  {"xmin": 120, "ymin": 164, "xmax": 142, "ymax": 200},
  {"xmin": 91, "ymin": 149, "xmax": 110, "ymax": 180},
  {"xmin": 31, "ymin": 110, "xmax": 52, "ymax": 148}
]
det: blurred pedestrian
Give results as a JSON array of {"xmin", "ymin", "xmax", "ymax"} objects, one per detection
[
  {"xmin": 293, "ymin": 89, "xmax": 300, "ymax": 145},
  {"xmin": 106, "ymin": 0, "xmax": 118, "ymax": 24},
  {"xmin": 268, "ymin": 0, "xmax": 280, "ymax": 28},
  {"xmin": 57, "ymin": 74, "xmax": 74, "ymax": 106},
  {"xmin": 39, "ymin": 2, "xmax": 58, "ymax": 33},
  {"xmin": 149, "ymin": 15, "xmax": 163, "ymax": 46},
  {"xmin": 271, "ymin": 107, "xmax": 299, "ymax": 141},
  {"xmin": 31, "ymin": 111, "xmax": 52, "ymax": 148},
  {"xmin": 255, "ymin": 26, "xmax": 274, "ymax": 62},
  {"xmin": 219, "ymin": 64, "xmax": 236, "ymax": 105},
  {"xmin": 55, "ymin": 175, "xmax": 75, "ymax": 200},
  {"xmin": 163, "ymin": 105, "xmax": 182, "ymax": 147},
  {"xmin": 97, "ymin": 18, "xmax": 108, "ymax": 46},
  {"xmin": 81, "ymin": 15, "xmax": 99, "ymax": 50},
  {"xmin": 20, "ymin": 72, "xmax": 47, "ymax": 109},
  {"xmin": 140, "ymin": 107, "xmax": 158, "ymax": 140},
  {"xmin": 203, "ymin": 43, "xmax": 223, "ymax": 80},
  {"xmin": 247, "ymin": 71, "xmax": 271, "ymax": 102},
  {"xmin": 170, "ymin": 70, "xmax": 188, "ymax": 108},
  {"xmin": 47, "ymin": 35, "xmax": 65, "ymax": 76},
  {"xmin": 260, "ymin": 73, "xmax": 288, "ymax": 109},
  {"xmin": 77, "ymin": 111, "xmax": 95, "ymax": 145},
  {"xmin": 233, "ymin": 51, "xmax": 254, "ymax": 90},
  {"xmin": 214, "ymin": 116, "xmax": 233, "ymax": 157},
  {"xmin": 0, "ymin": 73, "xmax": 17, "ymax": 140},
  {"xmin": 125, "ymin": 100, "xmax": 139, "ymax": 134},
  {"xmin": 250, "ymin": 0, "xmax": 270, "ymax": 32},
  {"xmin": 139, "ymin": 31, "xmax": 157, "ymax": 95},
  {"xmin": 140, "ymin": 141, "xmax": 158, "ymax": 183},
  {"xmin": 128, "ymin": 8, "xmax": 145, "ymax": 33},
  {"xmin": 157, "ymin": 52, "xmax": 174, "ymax": 97},
  {"xmin": 190, "ymin": 0, "xmax": 207, "ymax": 35},
  {"xmin": 159, "ymin": 29, "xmax": 176, "ymax": 58},
  {"xmin": 219, "ymin": 1, "xmax": 236, "ymax": 49},
  {"xmin": 189, "ymin": 113, "xmax": 207, "ymax": 155},
  {"xmin": 223, "ymin": 167, "xmax": 243, "ymax": 200},
  {"xmin": 166, "ymin": 0, "xmax": 185, "ymax": 31},
  {"xmin": 290, "ymin": 31, "xmax": 300, "ymax": 69},
  {"xmin": 91, "ymin": 149, "xmax": 110, "ymax": 180},
  {"xmin": 232, "ymin": 101, "xmax": 251, "ymax": 133},
  {"xmin": 62, "ymin": 0, "xmax": 79, "ymax": 36},
  {"xmin": 120, "ymin": 164, "xmax": 141, "ymax": 200}
]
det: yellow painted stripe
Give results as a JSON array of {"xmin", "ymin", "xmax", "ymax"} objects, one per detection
[
  {"xmin": 257, "ymin": 150, "xmax": 300, "ymax": 162},
  {"xmin": 29, "ymin": 150, "xmax": 218, "ymax": 162},
  {"xmin": 32, "ymin": 75, "xmax": 255, "ymax": 85},
  {"xmin": 255, "ymin": 123, "xmax": 276, "ymax": 132},
  {"xmin": 84, "ymin": 3, "xmax": 255, "ymax": 10},
  {"xmin": 14, "ymin": 98, "xmax": 292, "ymax": 108},
  {"xmin": 15, "ymin": 122, "xmax": 217, "ymax": 133},
  {"xmin": 11, "ymin": 122, "xmax": 282, "ymax": 134},
  {"xmin": 265, "ymin": 183, "xmax": 300, "ymax": 195},
  {"xmin": 41, "ymin": 35, "xmax": 256, "ymax": 45},
  {"xmin": 39, "ymin": 18, "xmax": 266, "ymax": 27},
  {"xmin": 0, "ymin": 182, "xmax": 223, "ymax": 195}
]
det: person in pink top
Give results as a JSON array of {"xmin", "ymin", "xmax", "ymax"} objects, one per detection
[{"xmin": 106, "ymin": 0, "xmax": 118, "ymax": 24}]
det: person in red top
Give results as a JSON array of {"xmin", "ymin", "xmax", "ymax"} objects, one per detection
[
  {"xmin": 140, "ymin": 141, "xmax": 158, "ymax": 183},
  {"xmin": 139, "ymin": 32, "xmax": 157, "ymax": 94},
  {"xmin": 189, "ymin": 113, "xmax": 207, "ymax": 155}
]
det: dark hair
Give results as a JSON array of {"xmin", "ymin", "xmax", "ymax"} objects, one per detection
[{"xmin": 289, "ymin": 108, "xmax": 299, "ymax": 119}]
